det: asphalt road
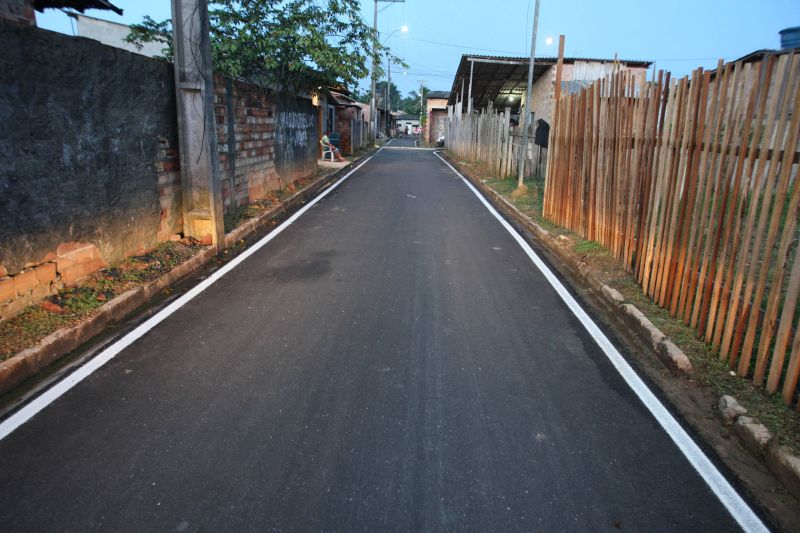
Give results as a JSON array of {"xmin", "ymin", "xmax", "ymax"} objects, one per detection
[{"xmin": 0, "ymin": 144, "xmax": 751, "ymax": 531}]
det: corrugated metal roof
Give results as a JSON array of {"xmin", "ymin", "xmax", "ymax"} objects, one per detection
[
  {"xmin": 446, "ymin": 54, "xmax": 653, "ymax": 109},
  {"xmin": 33, "ymin": 0, "xmax": 122, "ymax": 15}
]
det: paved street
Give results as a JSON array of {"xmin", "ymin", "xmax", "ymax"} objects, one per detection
[{"xmin": 0, "ymin": 146, "xmax": 750, "ymax": 531}]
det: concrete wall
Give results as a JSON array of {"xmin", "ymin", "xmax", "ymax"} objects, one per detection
[
  {"xmin": 0, "ymin": 22, "xmax": 181, "ymax": 318},
  {"xmin": 74, "ymin": 14, "xmax": 167, "ymax": 58},
  {"xmin": 274, "ymin": 96, "xmax": 317, "ymax": 184},
  {"xmin": 0, "ymin": 23, "xmax": 318, "ymax": 319},
  {"xmin": 425, "ymin": 98, "xmax": 448, "ymax": 143},
  {"xmin": 528, "ymin": 63, "xmax": 650, "ymax": 128}
]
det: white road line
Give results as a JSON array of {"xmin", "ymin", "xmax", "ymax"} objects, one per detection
[
  {"xmin": 383, "ymin": 146, "xmax": 435, "ymax": 151},
  {"xmin": 432, "ymin": 151, "xmax": 767, "ymax": 533},
  {"xmin": 0, "ymin": 154, "xmax": 379, "ymax": 442}
]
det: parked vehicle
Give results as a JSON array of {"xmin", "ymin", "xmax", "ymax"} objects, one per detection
[{"xmin": 436, "ymin": 135, "xmax": 445, "ymax": 147}]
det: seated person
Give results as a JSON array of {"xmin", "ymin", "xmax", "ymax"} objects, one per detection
[{"xmin": 321, "ymin": 130, "xmax": 345, "ymax": 162}]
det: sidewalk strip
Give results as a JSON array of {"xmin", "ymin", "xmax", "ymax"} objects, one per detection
[
  {"xmin": 0, "ymin": 153, "xmax": 379, "ymax": 442},
  {"xmin": 432, "ymin": 150, "xmax": 767, "ymax": 533}
]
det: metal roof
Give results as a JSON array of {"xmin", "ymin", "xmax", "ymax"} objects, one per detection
[
  {"xmin": 426, "ymin": 91, "xmax": 450, "ymax": 99},
  {"xmin": 446, "ymin": 54, "xmax": 652, "ymax": 110},
  {"xmin": 33, "ymin": 0, "xmax": 122, "ymax": 15}
]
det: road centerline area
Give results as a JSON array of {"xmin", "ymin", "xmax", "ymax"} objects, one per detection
[{"xmin": 0, "ymin": 145, "xmax": 761, "ymax": 531}]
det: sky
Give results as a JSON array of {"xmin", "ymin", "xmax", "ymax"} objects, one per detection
[{"xmin": 36, "ymin": 0, "xmax": 800, "ymax": 98}]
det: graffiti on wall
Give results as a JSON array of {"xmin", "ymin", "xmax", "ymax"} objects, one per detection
[{"xmin": 274, "ymin": 102, "xmax": 316, "ymax": 180}]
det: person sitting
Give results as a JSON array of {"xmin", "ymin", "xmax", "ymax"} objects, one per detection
[{"xmin": 321, "ymin": 130, "xmax": 345, "ymax": 162}]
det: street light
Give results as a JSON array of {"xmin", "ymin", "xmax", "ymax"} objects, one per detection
[{"xmin": 384, "ymin": 25, "xmax": 408, "ymax": 137}]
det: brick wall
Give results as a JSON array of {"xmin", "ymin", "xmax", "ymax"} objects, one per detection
[
  {"xmin": 0, "ymin": 0, "xmax": 35, "ymax": 26},
  {"xmin": 214, "ymin": 76, "xmax": 280, "ymax": 208},
  {"xmin": 156, "ymin": 137, "xmax": 183, "ymax": 241},
  {"xmin": 335, "ymin": 106, "xmax": 358, "ymax": 155}
]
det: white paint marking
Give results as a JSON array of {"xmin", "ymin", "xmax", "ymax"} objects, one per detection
[
  {"xmin": 383, "ymin": 146, "xmax": 435, "ymax": 151},
  {"xmin": 0, "ymin": 154, "xmax": 379, "ymax": 442},
  {"xmin": 431, "ymin": 151, "xmax": 767, "ymax": 533}
]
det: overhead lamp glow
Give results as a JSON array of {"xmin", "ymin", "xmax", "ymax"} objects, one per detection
[{"xmin": 545, "ymin": 36, "xmax": 554, "ymax": 46}]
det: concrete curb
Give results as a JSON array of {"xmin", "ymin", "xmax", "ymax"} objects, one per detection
[
  {"xmin": 441, "ymin": 153, "xmax": 693, "ymax": 376},
  {"xmin": 718, "ymin": 395, "xmax": 800, "ymax": 501},
  {"xmin": 0, "ymin": 150, "xmax": 374, "ymax": 396}
]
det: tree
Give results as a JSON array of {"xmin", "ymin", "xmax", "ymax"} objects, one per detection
[
  {"xmin": 374, "ymin": 81, "xmax": 401, "ymax": 109},
  {"xmin": 126, "ymin": 1, "xmax": 401, "ymax": 91},
  {"xmin": 399, "ymin": 86, "xmax": 429, "ymax": 115}
]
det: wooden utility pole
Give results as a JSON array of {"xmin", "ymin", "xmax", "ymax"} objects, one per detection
[
  {"xmin": 171, "ymin": 0, "xmax": 225, "ymax": 251},
  {"xmin": 516, "ymin": 0, "xmax": 541, "ymax": 191},
  {"xmin": 418, "ymin": 79, "xmax": 425, "ymax": 139}
]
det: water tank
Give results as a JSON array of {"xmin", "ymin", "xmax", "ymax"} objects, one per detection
[{"xmin": 780, "ymin": 27, "xmax": 800, "ymax": 50}]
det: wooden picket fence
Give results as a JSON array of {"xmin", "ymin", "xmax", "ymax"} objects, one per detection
[
  {"xmin": 543, "ymin": 52, "xmax": 800, "ymax": 407},
  {"xmin": 446, "ymin": 100, "xmax": 545, "ymax": 179}
]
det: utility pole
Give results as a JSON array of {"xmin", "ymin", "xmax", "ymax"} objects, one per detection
[
  {"xmin": 369, "ymin": 0, "xmax": 404, "ymax": 144},
  {"xmin": 386, "ymin": 55, "xmax": 391, "ymax": 136},
  {"xmin": 418, "ymin": 79, "xmax": 425, "ymax": 137},
  {"xmin": 171, "ymin": 0, "xmax": 225, "ymax": 250},
  {"xmin": 516, "ymin": 0, "xmax": 541, "ymax": 192}
]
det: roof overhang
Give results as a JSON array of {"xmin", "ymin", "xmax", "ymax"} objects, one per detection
[
  {"xmin": 447, "ymin": 54, "xmax": 652, "ymax": 111},
  {"xmin": 33, "ymin": 0, "xmax": 123, "ymax": 15}
]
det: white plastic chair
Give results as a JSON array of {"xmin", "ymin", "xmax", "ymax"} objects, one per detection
[{"xmin": 320, "ymin": 140, "xmax": 335, "ymax": 161}]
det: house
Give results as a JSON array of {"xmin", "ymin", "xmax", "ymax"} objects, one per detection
[
  {"xmin": 447, "ymin": 55, "xmax": 652, "ymax": 128},
  {"xmin": 328, "ymin": 91, "xmax": 368, "ymax": 155},
  {"xmin": 424, "ymin": 91, "xmax": 450, "ymax": 144},
  {"xmin": 396, "ymin": 114, "xmax": 419, "ymax": 135}
]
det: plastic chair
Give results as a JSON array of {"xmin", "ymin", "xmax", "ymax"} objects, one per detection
[{"xmin": 320, "ymin": 140, "xmax": 335, "ymax": 161}]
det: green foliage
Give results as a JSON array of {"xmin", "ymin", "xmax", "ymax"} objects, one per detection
[
  {"xmin": 399, "ymin": 85, "xmax": 429, "ymax": 114},
  {"xmin": 125, "ymin": 15, "xmax": 172, "ymax": 60},
  {"xmin": 126, "ymin": 0, "xmax": 401, "ymax": 90},
  {"xmin": 375, "ymin": 81, "xmax": 402, "ymax": 108}
]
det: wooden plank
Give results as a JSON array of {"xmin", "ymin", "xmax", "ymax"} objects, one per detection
[
  {"xmin": 732, "ymin": 54, "xmax": 799, "ymax": 374},
  {"xmin": 704, "ymin": 62, "xmax": 761, "ymax": 344},
  {"xmin": 767, "ymin": 240, "xmax": 800, "ymax": 395}
]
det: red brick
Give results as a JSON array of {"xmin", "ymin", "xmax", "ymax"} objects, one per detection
[
  {"xmin": 32, "ymin": 283, "xmax": 52, "ymax": 300},
  {"xmin": 36, "ymin": 263, "xmax": 56, "ymax": 284},
  {"xmin": 56, "ymin": 254, "xmax": 77, "ymax": 271},
  {"xmin": 38, "ymin": 251, "xmax": 57, "ymax": 262},
  {"xmin": 14, "ymin": 269, "xmax": 37, "ymax": 293},
  {"xmin": 59, "ymin": 265, "xmax": 85, "ymax": 286},
  {"xmin": 1, "ymin": 294, "xmax": 33, "ymax": 320},
  {"xmin": 76, "ymin": 245, "xmax": 99, "ymax": 263},
  {"xmin": 0, "ymin": 277, "xmax": 14, "ymax": 302},
  {"xmin": 56, "ymin": 242, "xmax": 85, "ymax": 255}
]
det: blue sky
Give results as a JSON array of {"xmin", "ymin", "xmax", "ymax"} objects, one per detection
[{"xmin": 37, "ymin": 0, "xmax": 799, "ymax": 97}]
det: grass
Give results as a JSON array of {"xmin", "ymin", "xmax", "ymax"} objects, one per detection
[
  {"xmin": 0, "ymin": 241, "xmax": 203, "ymax": 361},
  {"xmin": 611, "ymin": 275, "xmax": 800, "ymax": 455},
  {"xmin": 222, "ymin": 166, "xmax": 339, "ymax": 232}
]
